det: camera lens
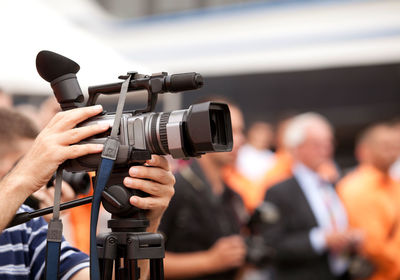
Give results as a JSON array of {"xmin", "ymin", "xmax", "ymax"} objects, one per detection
[{"xmin": 143, "ymin": 102, "xmax": 233, "ymax": 159}]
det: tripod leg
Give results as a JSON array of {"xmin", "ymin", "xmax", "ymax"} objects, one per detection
[
  {"xmin": 150, "ymin": 259, "xmax": 164, "ymax": 280},
  {"xmin": 102, "ymin": 259, "xmax": 113, "ymax": 280},
  {"xmin": 128, "ymin": 259, "xmax": 140, "ymax": 280}
]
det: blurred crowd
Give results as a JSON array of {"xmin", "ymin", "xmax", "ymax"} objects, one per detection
[{"xmin": 2, "ymin": 86, "xmax": 400, "ymax": 280}]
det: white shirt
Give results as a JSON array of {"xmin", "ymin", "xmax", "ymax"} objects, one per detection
[{"xmin": 293, "ymin": 163, "xmax": 348, "ymax": 275}]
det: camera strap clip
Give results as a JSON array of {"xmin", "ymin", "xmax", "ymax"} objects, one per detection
[{"xmin": 102, "ymin": 138, "xmax": 120, "ymax": 161}]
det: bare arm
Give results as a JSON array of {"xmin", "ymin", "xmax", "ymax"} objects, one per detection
[
  {"xmin": 70, "ymin": 267, "xmax": 90, "ymax": 280},
  {"xmin": 0, "ymin": 105, "xmax": 109, "ymax": 232}
]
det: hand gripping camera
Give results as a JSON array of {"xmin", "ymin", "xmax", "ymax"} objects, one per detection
[{"xmin": 36, "ymin": 51, "xmax": 233, "ymax": 219}]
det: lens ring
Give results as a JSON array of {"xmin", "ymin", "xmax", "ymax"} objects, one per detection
[
  {"xmin": 150, "ymin": 113, "xmax": 165, "ymax": 155},
  {"xmin": 159, "ymin": 112, "xmax": 170, "ymax": 153}
]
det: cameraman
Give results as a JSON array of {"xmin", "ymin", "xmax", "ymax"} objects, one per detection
[
  {"xmin": 0, "ymin": 105, "xmax": 175, "ymax": 279},
  {"xmin": 159, "ymin": 100, "xmax": 248, "ymax": 280}
]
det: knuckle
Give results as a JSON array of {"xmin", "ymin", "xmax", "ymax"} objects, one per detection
[
  {"xmin": 159, "ymin": 172, "xmax": 169, "ymax": 183},
  {"xmin": 148, "ymin": 183, "xmax": 158, "ymax": 194},
  {"xmin": 150, "ymin": 155, "xmax": 159, "ymax": 166},
  {"xmin": 54, "ymin": 111, "xmax": 65, "ymax": 120},
  {"xmin": 68, "ymin": 145, "xmax": 81, "ymax": 157},
  {"xmin": 69, "ymin": 129, "xmax": 81, "ymax": 143},
  {"xmin": 168, "ymin": 185, "xmax": 175, "ymax": 197},
  {"xmin": 147, "ymin": 200, "xmax": 157, "ymax": 209},
  {"xmin": 170, "ymin": 173, "xmax": 176, "ymax": 185}
]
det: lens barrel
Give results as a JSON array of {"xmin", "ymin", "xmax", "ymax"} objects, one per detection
[{"xmin": 145, "ymin": 101, "xmax": 233, "ymax": 158}]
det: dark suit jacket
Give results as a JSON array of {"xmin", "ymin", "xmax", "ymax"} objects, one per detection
[{"xmin": 261, "ymin": 176, "xmax": 340, "ymax": 280}]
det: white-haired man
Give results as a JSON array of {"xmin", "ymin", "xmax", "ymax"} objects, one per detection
[{"xmin": 259, "ymin": 112, "xmax": 361, "ymax": 280}]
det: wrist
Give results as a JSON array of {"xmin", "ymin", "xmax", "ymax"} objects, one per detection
[
  {"xmin": 12, "ymin": 156, "xmax": 39, "ymax": 190},
  {"xmin": 1, "ymin": 168, "xmax": 34, "ymax": 200},
  {"xmin": 147, "ymin": 217, "xmax": 161, "ymax": 233}
]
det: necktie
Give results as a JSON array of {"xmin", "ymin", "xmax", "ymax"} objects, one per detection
[{"xmin": 319, "ymin": 181, "xmax": 338, "ymax": 231}]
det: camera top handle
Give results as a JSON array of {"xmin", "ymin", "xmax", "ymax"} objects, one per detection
[{"xmin": 87, "ymin": 71, "xmax": 203, "ymax": 114}]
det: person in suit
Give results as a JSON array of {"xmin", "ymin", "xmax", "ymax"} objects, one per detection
[{"xmin": 259, "ymin": 112, "xmax": 362, "ymax": 280}]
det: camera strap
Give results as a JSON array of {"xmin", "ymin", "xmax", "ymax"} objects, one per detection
[
  {"xmin": 89, "ymin": 73, "xmax": 132, "ymax": 280},
  {"xmin": 45, "ymin": 166, "xmax": 63, "ymax": 280}
]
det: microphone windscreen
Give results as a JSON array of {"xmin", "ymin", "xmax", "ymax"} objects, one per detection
[{"xmin": 36, "ymin": 50, "xmax": 80, "ymax": 82}]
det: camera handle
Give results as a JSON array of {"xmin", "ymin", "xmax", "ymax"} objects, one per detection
[
  {"xmin": 87, "ymin": 72, "xmax": 159, "ymax": 114},
  {"xmin": 86, "ymin": 71, "xmax": 203, "ymax": 114}
]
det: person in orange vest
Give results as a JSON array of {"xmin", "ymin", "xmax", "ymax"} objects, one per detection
[{"xmin": 337, "ymin": 123, "xmax": 400, "ymax": 280}]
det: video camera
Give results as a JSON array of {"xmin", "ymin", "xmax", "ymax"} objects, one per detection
[{"xmin": 36, "ymin": 50, "xmax": 233, "ymax": 173}]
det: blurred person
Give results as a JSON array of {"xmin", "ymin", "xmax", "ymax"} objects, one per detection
[
  {"xmin": 14, "ymin": 103, "xmax": 41, "ymax": 129},
  {"xmin": 388, "ymin": 119, "xmax": 400, "ymax": 180},
  {"xmin": 0, "ymin": 88, "xmax": 12, "ymax": 108},
  {"xmin": 259, "ymin": 116, "xmax": 294, "ymax": 191},
  {"xmin": 337, "ymin": 123, "xmax": 400, "ymax": 280},
  {"xmin": 0, "ymin": 105, "xmax": 175, "ymax": 279},
  {"xmin": 224, "ymin": 121, "xmax": 274, "ymax": 213},
  {"xmin": 0, "ymin": 108, "xmax": 38, "ymax": 179},
  {"xmin": 159, "ymin": 100, "xmax": 248, "ymax": 279},
  {"xmin": 236, "ymin": 121, "xmax": 275, "ymax": 181},
  {"xmin": 259, "ymin": 112, "xmax": 361, "ymax": 280},
  {"xmin": 260, "ymin": 114, "xmax": 340, "ymax": 195}
]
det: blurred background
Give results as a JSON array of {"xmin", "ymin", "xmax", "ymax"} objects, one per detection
[{"xmin": 1, "ymin": 0, "xmax": 400, "ymax": 167}]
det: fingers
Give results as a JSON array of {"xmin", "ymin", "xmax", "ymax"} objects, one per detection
[
  {"xmin": 49, "ymin": 105, "xmax": 104, "ymax": 131},
  {"xmin": 61, "ymin": 122, "xmax": 110, "ymax": 144},
  {"xmin": 64, "ymin": 143, "xmax": 104, "ymax": 160},
  {"xmin": 124, "ymin": 158, "xmax": 175, "ymax": 213},
  {"xmin": 128, "ymin": 164, "xmax": 175, "ymax": 185},
  {"xmin": 129, "ymin": 195, "xmax": 170, "ymax": 211},
  {"xmin": 124, "ymin": 177, "xmax": 163, "ymax": 196}
]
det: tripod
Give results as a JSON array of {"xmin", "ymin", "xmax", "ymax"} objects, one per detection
[{"xmin": 97, "ymin": 170, "xmax": 165, "ymax": 280}]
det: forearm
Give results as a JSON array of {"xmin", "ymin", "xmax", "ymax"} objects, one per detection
[{"xmin": 164, "ymin": 251, "xmax": 216, "ymax": 279}]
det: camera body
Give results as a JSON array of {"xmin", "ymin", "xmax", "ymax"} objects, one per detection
[{"xmin": 67, "ymin": 101, "xmax": 232, "ymax": 172}]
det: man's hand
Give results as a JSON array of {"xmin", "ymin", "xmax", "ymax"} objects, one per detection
[
  {"xmin": 207, "ymin": 235, "xmax": 247, "ymax": 272},
  {"xmin": 123, "ymin": 155, "xmax": 175, "ymax": 232},
  {"xmin": 0, "ymin": 105, "xmax": 109, "ymax": 232},
  {"xmin": 14, "ymin": 105, "xmax": 109, "ymax": 195},
  {"xmin": 325, "ymin": 230, "xmax": 364, "ymax": 254},
  {"xmin": 163, "ymin": 235, "xmax": 247, "ymax": 279}
]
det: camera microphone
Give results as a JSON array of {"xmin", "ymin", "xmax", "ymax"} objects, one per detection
[{"xmin": 165, "ymin": 72, "xmax": 203, "ymax": 92}]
